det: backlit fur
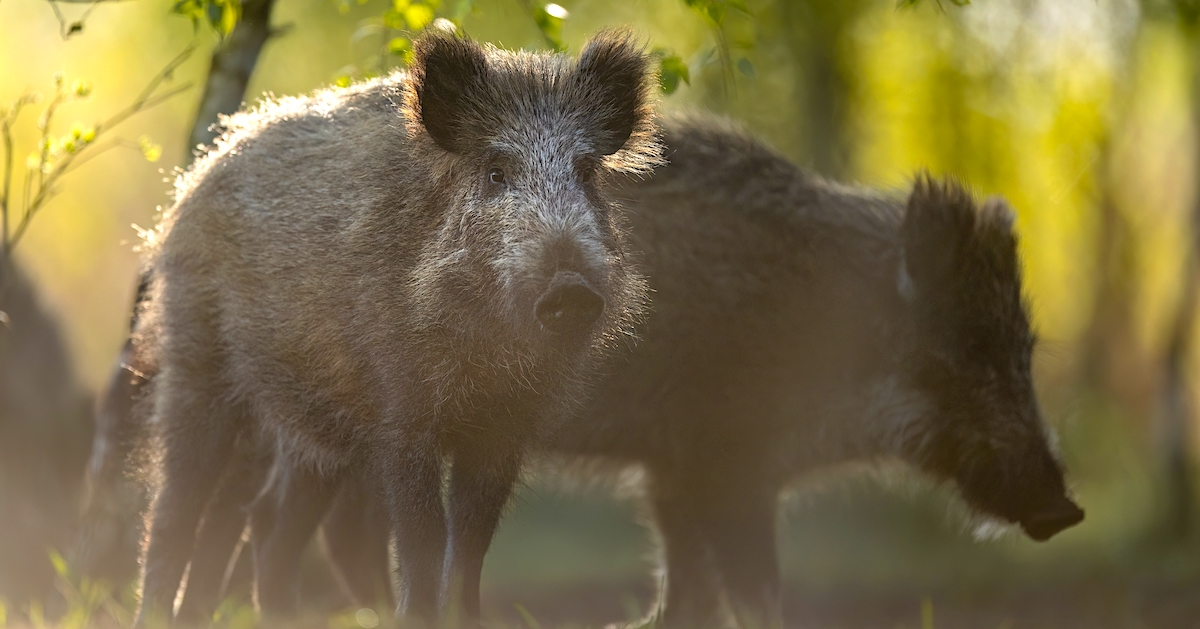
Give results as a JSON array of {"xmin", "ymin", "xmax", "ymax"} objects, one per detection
[{"xmin": 132, "ymin": 29, "xmax": 659, "ymax": 624}]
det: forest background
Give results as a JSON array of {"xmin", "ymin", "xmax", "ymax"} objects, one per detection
[{"xmin": 2, "ymin": 0, "xmax": 1200, "ymax": 626}]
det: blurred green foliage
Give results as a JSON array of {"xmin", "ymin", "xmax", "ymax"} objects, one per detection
[{"xmin": 172, "ymin": 0, "xmax": 240, "ymax": 37}]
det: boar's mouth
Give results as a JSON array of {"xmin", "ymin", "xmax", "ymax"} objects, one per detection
[{"xmin": 1017, "ymin": 497, "xmax": 1085, "ymax": 541}]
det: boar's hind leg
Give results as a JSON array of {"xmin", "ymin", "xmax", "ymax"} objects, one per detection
[
  {"xmin": 320, "ymin": 474, "xmax": 394, "ymax": 610},
  {"xmin": 704, "ymin": 487, "xmax": 782, "ymax": 629},
  {"xmin": 443, "ymin": 445, "xmax": 522, "ymax": 624},
  {"xmin": 648, "ymin": 474, "xmax": 724, "ymax": 629},
  {"xmin": 136, "ymin": 386, "xmax": 246, "ymax": 626},
  {"xmin": 250, "ymin": 462, "xmax": 342, "ymax": 618},
  {"xmin": 174, "ymin": 446, "xmax": 269, "ymax": 624},
  {"xmin": 378, "ymin": 441, "xmax": 447, "ymax": 624}
]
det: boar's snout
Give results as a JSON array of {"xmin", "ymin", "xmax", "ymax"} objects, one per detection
[
  {"xmin": 1019, "ymin": 495, "xmax": 1084, "ymax": 542},
  {"xmin": 535, "ymin": 271, "xmax": 605, "ymax": 338}
]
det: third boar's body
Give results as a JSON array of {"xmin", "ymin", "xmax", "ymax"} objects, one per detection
[
  {"xmin": 544, "ymin": 115, "xmax": 1084, "ymax": 628},
  {"xmin": 131, "ymin": 31, "xmax": 658, "ymax": 626}
]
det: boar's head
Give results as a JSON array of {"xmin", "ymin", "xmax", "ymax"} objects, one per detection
[
  {"xmin": 898, "ymin": 175, "xmax": 1083, "ymax": 542},
  {"xmin": 405, "ymin": 30, "xmax": 659, "ymax": 352}
]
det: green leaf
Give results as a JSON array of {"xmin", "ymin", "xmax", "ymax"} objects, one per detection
[
  {"xmin": 218, "ymin": 0, "xmax": 240, "ymax": 36},
  {"xmin": 171, "ymin": 0, "xmax": 203, "ymax": 28},
  {"xmin": 531, "ymin": 3, "xmax": 567, "ymax": 51},
  {"xmin": 205, "ymin": 2, "xmax": 223, "ymax": 30},
  {"xmin": 450, "ymin": 0, "xmax": 474, "ymax": 22},
  {"xmin": 172, "ymin": 0, "xmax": 240, "ymax": 36},
  {"xmin": 653, "ymin": 48, "xmax": 690, "ymax": 95},
  {"xmin": 404, "ymin": 3, "xmax": 434, "ymax": 30},
  {"xmin": 388, "ymin": 36, "xmax": 411, "ymax": 56},
  {"xmin": 383, "ymin": 8, "xmax": 406, "ymax": 29},
  {"xmin": 736, "ymin": 57, "xmax": 755, "ymax": 78}
]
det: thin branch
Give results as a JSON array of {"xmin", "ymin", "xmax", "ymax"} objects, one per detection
[
  {"xmin": 57, "ymin": 138, "xmax": 136, "ymax": 176},
  {"xmin": 35, "ymin": 92, "xmax": 68, "ymax": 193},
  {"xmin": 0, "ymin": 104, "xmax": 23, "ymax": 258},
  {"xmin": 48, "ymin": 0, "xmax": 105, "ymax": 39},
  {"xmin": 49, "ymin": 0, "xmax": 71, "ymax": 38},
  {"xmin": 4, "ymin": 43, "xmax": 197, "ymax": 253},
  {"xmin": 713, "ymin": 24, "xmax": 736, "ymax": 102},
  {"xmin": 94, "ymin": 81, "xmax": 195, "ymax": 141},
  {"xmin": 97, "ymin": 43, "xmax": 198, "ymax": 135}
]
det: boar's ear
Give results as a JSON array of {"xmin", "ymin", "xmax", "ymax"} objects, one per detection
[
  {"xmin": 901, "ymin": 174, "xmax": 978, "ymax": 296},
  {"xmin": 575, "ymin": 30, "xmax": 653, "ymax": 156},
  {"xmin": 411, "ymin": 32, "xmax": 489, "ymax": 154}
]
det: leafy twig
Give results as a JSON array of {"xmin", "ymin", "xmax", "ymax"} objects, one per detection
[
  {"xmin": 48, "ymin": 0, "xmax": 104, "ymax": 39},
  {"xmin": 1, "ymin": 43, "xmax": 196, "ymax": 262}
]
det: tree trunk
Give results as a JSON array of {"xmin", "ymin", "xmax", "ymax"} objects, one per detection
[
  {"xmin": 1155, "ymin": 48, "xmax": 1200, "ymax": 542},
  {"xmin": 1079, "ymin": 139, "xmax": 1141, "ymax": 400},
  {"xmin": 185, "ymin": 0, "xmax": 280, "ymax": 165},
  {"xmin": 1160, "ymin": 243, "xmax": 1197, "ymax": 539},
  {"xmin": 778, "ymin": 0, "xmax": 857, "ymax": 180}
]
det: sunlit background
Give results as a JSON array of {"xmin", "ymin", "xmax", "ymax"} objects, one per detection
[{"xmin": 2, "ymin": 0, "xmax": 1199, "ymax": 626}]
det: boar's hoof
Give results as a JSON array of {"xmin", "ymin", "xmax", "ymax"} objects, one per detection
[
  {"xmin": 536, "ymin": 271, "xmax": 605, "ymax": 337},
  {"xmin": 1019, "ymin": 498, "xmax": 1084, "ymax": 541}
]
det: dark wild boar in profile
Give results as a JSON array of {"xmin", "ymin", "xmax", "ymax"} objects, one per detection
[
  {"xmin": 551, "ymin": 115, "xmax": 1084, "ymax": 628},
  {"xmin": 132, "ymin": 29, "xmax": 657, "ymax": 626},
  {"xmin": 0, "ymin": 261, "xmax": 92, "ymax": 605}
]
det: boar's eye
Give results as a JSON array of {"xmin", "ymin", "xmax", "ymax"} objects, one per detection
[{"xmin": 488, "ymin": 168, "xmax": 506, "ymax": 185}]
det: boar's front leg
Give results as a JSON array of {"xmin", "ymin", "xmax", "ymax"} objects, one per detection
[
  {"xmin": 378, "ymin": 435, "xmax": 448, "ymax": 624},
  {"xmin": 319, "ymin": 474, "xmax": 394, "ymax": 610},
  {"xmin": 648, "ymin": 472, "xmax": 725, "ymax": 629},
  {"xmin": 442, "ymin": 442, "xmax": 522, "ymax": 623},
  {"xmin": 174, "ymin": 445, "xmax": 268, "ymax": 623},
  {"xmin": 251, "ymin": 462, "xmax": 342, "ymax": 618},
  {"xmin": 136, "ymin": 384, "xmax": 246, "ymax": 626},
  {"xmin": 703, "ymin": 484, "xmax": 783, "ymax": 629}
]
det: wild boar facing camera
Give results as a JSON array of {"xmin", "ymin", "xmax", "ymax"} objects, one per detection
[{"xmin": 132, "ymin": 29, "xmax": 658, "ymax": 626}]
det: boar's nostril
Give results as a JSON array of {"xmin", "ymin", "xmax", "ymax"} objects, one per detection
[
  {"xmin": 1020, "ymin": 498, "xmax": 1085, "ymax": 542},
  {"xmin": 535, "ymin": 272, "xmax": 605, "ymax": 337}
]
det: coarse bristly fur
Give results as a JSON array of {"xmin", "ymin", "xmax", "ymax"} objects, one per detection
[
  {"xmin": 547, "ymin": 116, "xmax": 1083, "ymax": 629},
  {"xmin": 246, "ymin": 114, "xmax": 1082, "ymax": 629},
  {"xmin": 131, "ymin": 28, "xmax": 659, "ymax": 626},
  {"xmin": 92, "ymin": 111, "xmax": 1083, "ymax": 629}
]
